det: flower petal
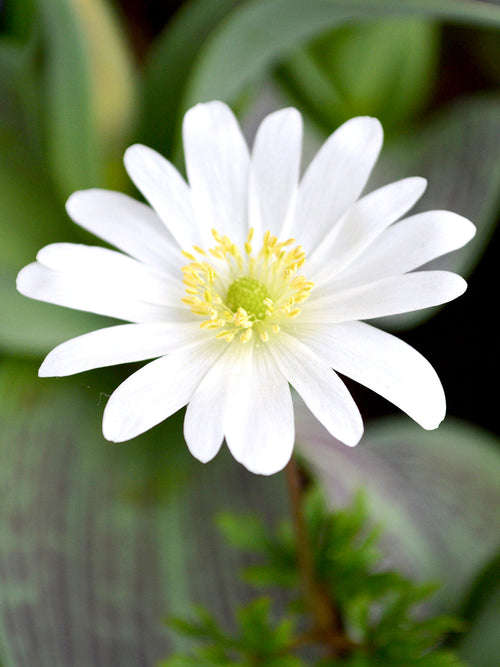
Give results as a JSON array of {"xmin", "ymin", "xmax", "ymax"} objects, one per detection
[
  {"xmin": 66, "ymin": 189, "xmax": 182, "ymax": 277},
  {"xmin": 183, "ymin": 350, "xmax": 233, "ymax": 463},
  {"xmin": 102, "ymin": 341, "xmax": 224, "ymax": 442},
  {"xmin": 223, "ymin": 345, "xmax": 294, "ymax": 475},
  {"xmin": 308, "ymin": 177, "xmax": 427, "ymax": 282},
  {"xmin": 303, "ymin": 271, "xmax": 467, "ymax": 323},
  {"xmin": 39, "ymin": 322, "xmax": 205, "ymax": 377},
  {"xmin": 296, "ymin": 321, "xmax": 446, "ymax": 429},
  {"xmin": 270, "ymin": 333, "xmax": 363, "ymax": 447},
  {"xmin": 17, "ymin": 254, "xmax": 183, "ymax": 324},
  {"xmin": 291, "ymin": 116, "xmax": 383, "ymax": 252},
  {"xmin": 35, "ymin": 243, "xmax": 181, "ymax": 304},
  {"xmin": 249, "ymin": 107, "xmax": 302, "ymax": 239},
  {"xmin": 183, "ymin": 101, "xmax": 250, "ymax": 246},
  {"xmin": 124, "ymin": 144, "xmax": 203, "ymax": 249},
  {"xmin": 332, "ymin": 211, "xmax": 477, "ymax": 289}
]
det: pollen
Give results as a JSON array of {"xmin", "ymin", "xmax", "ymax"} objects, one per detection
[{"xmin": 181, "ymin": 228, "xmax": 314, "ymax": 344}]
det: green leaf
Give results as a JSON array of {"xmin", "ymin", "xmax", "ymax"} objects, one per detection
[
  {"xmin": 164, "ymin": 597, "xmax": 303, "ymax": 664},
  {"xmin": 277, "ymin": 18, "xmax": 439, "ymax": 134},
  {"xmin": 217, "ymin": 512, "xmax": 269, "ymax": 552},
  {"xmin": 0, "ymin": 124, "xmax": 107, "ymax": 356},
  {"xmin": 139, "ymin": 0, "xmax": 241, "ymax": 158},
  {"xmin": 0, "ymin": 123, "xmax": 121, "ymax": 356},
  {"xmin": 0, "ymin": 128, "xmax": 69, "ymax": 270},
  {"xmin": 139, "ymin": 0, "xmax": 500, "ymax": 159},
  {"xmin": 0, "ymin": 361, "xmax": 288, "ymax": 663},
  {"xmin": 35, "ymin": 0, "xmax": 137, "ymax": 196},
  {"xmin": 296, "ymin": 406, "xmax": 500, "ymax": 614},
  {"xmin": 212, "ymin": 490, "xmax": 464, "ymax": 664},
  {"xmin": 181, "ymin": 0, "xmax": 500, "ymax": 109},
  {"xmin": 0, "ymin": 0, "xmax": 138, "ymax": 355},
  {"xmin": 0, "ymin": 32, "xmax": 42, "ymax": 151}
]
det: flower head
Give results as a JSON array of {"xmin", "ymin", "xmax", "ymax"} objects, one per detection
[{"xmin": 17, "ymin": 102, "xmax": 475, "ymax": 475}]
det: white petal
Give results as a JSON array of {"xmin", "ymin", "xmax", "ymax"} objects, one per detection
[
  {"xmin": 291, "ymin": 116, "xmax": 383, "ymax": 253},
  {"xmin": 35, "ymin": 243, "xmax": 181, "ymax": 306},
  {"xmin": 17, "ymin": 260, "xmax": 182, "ymax": 323},
  {"xmin": 270, "ymin": 333, "xmax": 363, "ymax": 447},
  {"xmin": 39, "ymin": 322, "xmax": 205, "ymax": 377},
  {"xmin": 183, "ymin": 350, "xmax": 233, "ymax": 463},
  {"xmin": 303, "ymin": 271, "xmax": 467, "ymax": 323},
  {"xmin": 103, "ymin": 340, "xmax": 224, "ymax": 442},
  {"xmin": 223, "ymin": 345, "xmax": 294, "ymax": 475},
  {"xmin": 296, "ymin": 321, "xmax": 446, "ymax": 429},
  {"xmin": 183, "ymin": 101, "xmax": 250, "ymax": 246},
  {"xmin": 249, "ymin": 107, "xmax": 302, "ymax": 239},
  {"xmin": 332, "ymin": 211, "xmax": 477, "ymax": 289},
  {"xmin": 66, "ymin": 189, "xmax": 182, "ymax": 277},
  {"xmin": 308, "ymin": 177, "xmax": 427, "ymax": 282},
  {"xmin": 124, "ymin": 144, "xmax": 204, "ymax": 249}
]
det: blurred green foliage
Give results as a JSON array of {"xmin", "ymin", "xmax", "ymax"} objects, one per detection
[
  {"xmin": 162, "ymin": 491, "xmax": 464, "ymax": 665},
  {"xmin": 277, "ymin": 18, "xmax": 439, "ymax": 134},
  {"xmin": 1, "ymin": 0, "xmax": 500, "ymax": 664}
]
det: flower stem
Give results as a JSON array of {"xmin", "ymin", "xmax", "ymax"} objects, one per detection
[{"xmin": 285, "ymin": 457, "xmax": 352, "ymax": 657}]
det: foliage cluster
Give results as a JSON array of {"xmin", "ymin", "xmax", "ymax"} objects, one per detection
[{"xmin": 161, "ymin": 492, "xmax": 464, "ymax": 665}]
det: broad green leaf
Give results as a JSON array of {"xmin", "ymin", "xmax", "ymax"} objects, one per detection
[
  {"xmin": 277, "ymin": 18, "xmax": 439, "ymax": 134},
  {"xmin": 0, "ymin": 0, "xmax": 138, "ymax": 355},
  {"xmin": 36, "ymin": 0, "xmax": 137, "ymax": 197},
  {"xmin": 181, "ymin": 0, "xmax": 500, "ymax": 110},
  {"xmin": 0, "ymin": 128, "xmax": 69, "ymax": 270},
  {"xmin": 0, "ymin": 361, "xmax": 287, "ymax": 664},
  {"xmin": 0, "ymin": 126, "xmax": 105, "ymax": 356},
  {"xmin": 139, "ymin": 0, "xmax": 241, "ymax": 158},
  {"xmin": 141, "ymin": 0, "xmax": 500, "ymax": 159},
  {"xmin": 296, "ymin": 404, "xmax": 500, "ymax": 613},
  {"xmin": 0, "ymin": 17, "xmax": 43, "ymax": 154}
]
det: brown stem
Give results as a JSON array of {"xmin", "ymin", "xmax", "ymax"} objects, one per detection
[{"xmin": 285, "ymin": 457, "xmax": 352, "ymax": 657}]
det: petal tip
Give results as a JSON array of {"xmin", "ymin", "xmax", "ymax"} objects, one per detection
[
  {"xmin": 342, "ymin": 428, "xmax": 364, "ymax": 448},
  {"xmin": 38, "ymin": 360, "xmax": 52, "ymax": 378},
  {"xmin": 123, "ymin": 143, "xmax": 146, "ymax": 168},
  {"xmin": 102, "ymin": 402, "xmax": 130, "ymax": 443},
  {"xmin": 102, "ymin": 417, "xmax": 125, "ymax": 443},
  {"xmin": 242, "ymin": 457, "xmax": 291, "ymax": 476},
  {"xmin": 16, "ymin": 263, "xmax": 38, "ymax": 297}
]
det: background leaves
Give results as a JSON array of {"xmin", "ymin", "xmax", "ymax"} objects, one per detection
[
  {"xmin": 0, "ymin": 361, "xmax": 288, "ymax": 665},
  {"xmin": 140, "ymin": 0, "xmax": 500, "ymax": 158},
  {"xmin": 1, "ymin": 0, "xmax": 500, "ymax": 663},
  {"xmin": 295, "ymin": 402, "xmax": 500, "ymax": 666},
  {"xmin": 0, "ymin": 0, "xmax": 136, "ymax": 355}
]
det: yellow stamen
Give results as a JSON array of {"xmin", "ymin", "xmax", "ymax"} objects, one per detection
[{"xmin": 181, "ymin": 229, "xmax": 314, "ymax": 344}]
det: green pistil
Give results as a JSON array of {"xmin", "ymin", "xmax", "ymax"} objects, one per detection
[{"xmin": 227, "ymin": 276, "xmax": 271, "ymax": 320}]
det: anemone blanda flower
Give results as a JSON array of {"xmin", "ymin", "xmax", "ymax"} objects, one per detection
[{"xmin": 17, "ymin": 101, "xmax": 475, "ymax": 475}]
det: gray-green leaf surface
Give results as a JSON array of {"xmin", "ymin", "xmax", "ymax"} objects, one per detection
[{"xmin": 0, "ymin": 361, "xmax": 287, "ymax": 665}]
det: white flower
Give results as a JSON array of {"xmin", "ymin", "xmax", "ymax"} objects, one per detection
[{"xmin": 17, "ymin": 102, "xmax": 475, "ymax": 475}]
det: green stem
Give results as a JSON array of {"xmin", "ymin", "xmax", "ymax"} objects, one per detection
[{"xmin": 285, "ymin": 457, "xmax": 354, "ymax": 657}]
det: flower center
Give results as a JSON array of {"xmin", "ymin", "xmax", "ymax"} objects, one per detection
[
  {"xmin": 226, "ymin": 276, "xmax": 271, "ymax": 321},
  {"xmin": 181, "ymin": 228, "xmax": 314, "ymax": 344}
]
